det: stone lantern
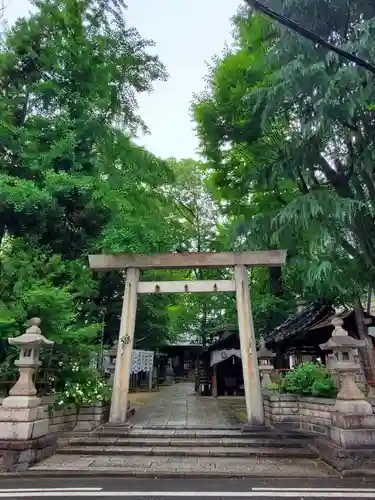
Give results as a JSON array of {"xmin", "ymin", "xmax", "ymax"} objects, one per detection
[
  {"xmin": 107, "ymin": 340, "xmax": 118, "ymax": 384},
  {"xmin": 0, "ymin": 318, "xmax": 57, "ymax": 471},
  {"xmin": 3, "ymin": 317, "xmax": 54, "ymax": 409},
  {"xmin": 320, "ymin": 316, "xmax": 371, "ymax": 415},
  {"xmin": 108, "ymin": 340, "xmax": 118, "ymax": 362},
  {"xmin": 257, "ymin": 337, "xmax": 276, "ymax": 389},
  {"xmin": 315, "ymin": 316, "xmax": 375, "ymax": 466}
]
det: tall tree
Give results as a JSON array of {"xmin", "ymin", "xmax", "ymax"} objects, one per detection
[
  {"xmin": 193, "ymin": 7, "xmax": 375, "ymax": 301},
  {"xmin": 162, "ymin": 159, "xmax": 225, "ymax": 345},
  {"xmin": 0, "ymin": 0, "xmax": 172, "ymax": 350},
  {"xmin": 193, "ymin": 4, "xmax": 375, "ymax": 374},
  {"xmin": 0, "ymin": 0, "xmax": 166, "ymax": 252}
]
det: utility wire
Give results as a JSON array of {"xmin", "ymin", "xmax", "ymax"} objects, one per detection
[{"xmin": 243, "ymin": 0, "xmax": 375, "ymax": 76}]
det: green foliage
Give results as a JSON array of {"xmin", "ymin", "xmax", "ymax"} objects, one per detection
[
  {"xmin": 281, "ymin": 362, "xmax": 337, "ymax": 398},
  {"xmin": 156, "ymin": 159, "xmax": 231, "ymax": 345},
  {"xmin": 158, "ymin": 159, "xmax": 294, "ymax": 344},
  {"xmin": 193, "ymin": 3, "xmax": 375, "ymax": 307},
  {"xmin": 2, "ymin": 0, "xmax": 374, "ymax": 368},
  {"xmin": 0, "ymin": 0, "xmax": 166, "ymax": 253},
  {"xmin": 53, "ymin": 366, "xmax": 111, "ymax": 410},
  {"xmin": 0, "ymin": 238, "xmax": 99, "ymax": 344},
  {"xmin": 0, "ymin": 0, "xmax": 177, "ymax": 351}
]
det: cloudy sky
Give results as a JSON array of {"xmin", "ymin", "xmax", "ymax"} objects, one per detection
[{"xmin": 5, "ymin": 0, "xmax": 241, "ymax": 159}]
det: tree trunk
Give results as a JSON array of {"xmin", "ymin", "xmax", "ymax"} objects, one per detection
[
  {"xmin": 0, "ymin": 216, "xmax": 6, "ymax": 246},
  {"xmin": 354, "ymin": 298, "xmax": 375, "ymax": 383},
  {"xmin": 270, "ymin": 267, "xmax": 283, "ymax": 296},
  {"xmin": 367, "ymin": 288, "xmax": 372, "ymax": 314}
]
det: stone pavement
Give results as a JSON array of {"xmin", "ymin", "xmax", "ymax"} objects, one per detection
[
  {"xmin": 128, "ymin": 382, "xmax": 240, "ymax": 427},
  {"xmin": 30, "ymin": 453, "xmax": 336, "ymax": 477}
]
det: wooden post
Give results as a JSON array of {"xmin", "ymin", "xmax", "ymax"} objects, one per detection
[
  {"xmin": 235, "ymin": 264, "xmax": 264, "ymax": 425},
  {"xmin": 109, "ymin": 267, "xmax": 139, "ymax": 425},
  {"xmin": 212, "ymin": 364, "xmax": 218, "ymax": 398}
]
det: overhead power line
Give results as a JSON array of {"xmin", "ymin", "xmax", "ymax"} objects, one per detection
[{"xmin": 243, "ymin": 0, "xmax": 375, "ymax": 76}]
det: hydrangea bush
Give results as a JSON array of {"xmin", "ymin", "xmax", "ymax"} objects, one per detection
[
  {"xmin": 55, "ymin": 377, "xmax": 111, "ymax": 409},
  {"xmin": 50, "ymin": 359, "xmax": 111, "ymax": 416}
]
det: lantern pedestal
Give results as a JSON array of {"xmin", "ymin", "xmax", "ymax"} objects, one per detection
[
  {"xmin": 329, "ymin": 411, "xmax": 375, "ymax": 447},
  {"xmin": 0, "ymin": 319, "xmax": 56, "ymax": 472},
  {"xmin": 316, "ymin": 411, "xmax": 375, "ymax": 473},
  {"xmin": 3, "ymin": 395, "xmax": 40, "ymax": 409}
]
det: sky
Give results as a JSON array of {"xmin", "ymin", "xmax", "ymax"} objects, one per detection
[{"xmin": 5, "ymin": 0, "xmax": 242, "ymax": 159}]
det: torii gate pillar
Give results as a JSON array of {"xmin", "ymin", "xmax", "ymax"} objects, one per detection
[
  {"xmin": 110, "ymin": 268, "xmax": 139, "ymax": 424},
  {"xmin": 235, "ymin": 265, "xmax": 264, "ymax": 425}
]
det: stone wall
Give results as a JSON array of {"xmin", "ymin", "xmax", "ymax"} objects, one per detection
[
  {"xmin": 0, "ymin": 396, "xmax": 109, "ymax": 434},
  {"xmin": 264, "ymin": 393, "xmax": 375, "ymax": 435},
  {"xmin": 264, "ymin": 393, "xmax": 336, "ymax": 435},
  {"xmin": 41, "ymin": 397, "xmax": 110, "ymax": 433},
  {"xmin": 0, "ymin": 434, "xmax": 57, "ymax": 473},
  {"xmin": 0, "ymin": 397, "xmax": 109, "ymax": 471}
]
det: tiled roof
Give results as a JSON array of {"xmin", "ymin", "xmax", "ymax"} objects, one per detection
[{"xmin": 265, "ymin": 301, "xmax": 334, "ymax": 347}]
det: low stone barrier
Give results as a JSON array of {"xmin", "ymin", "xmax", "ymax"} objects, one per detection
[
  {"xmin": 264, "ymin": 393, "xmax": 375, "ymax": 436},
  {"xmin": 0, "ymin": 398, "xmax": 109, "ymax": 472},
  {"xmin": 40, "ymin": 397, "xmax": 109, "ymax": 433},
  {"xmin": 0, "ymin": 396, "xmax": 109, "ymax": 435}
]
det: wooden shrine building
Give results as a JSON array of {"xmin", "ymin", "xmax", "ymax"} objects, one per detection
[
  {"xmin": 197, "ymin": 326, "xmax": 244, "ymax": 397},
  {"xmin": 264, "ymin": 301, "xmax": 375, "ymax": 371},
  {"xmin": 157, "ymin": 341, "xmax": 202, "ymax": 381}
]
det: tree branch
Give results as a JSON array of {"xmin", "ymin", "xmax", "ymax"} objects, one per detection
[
  {"xmin": 317, "ymin": 154, "xmax": 352, "ymax": 197},
  {"xmin": 342, "ymin": 0, "xmax": 352, "ymax": 42},
  {"xmin": 173, "ymin": 201, "xmax": 196, "ymax": 226},
  {"xmin": 0, "ymin": 0, "xmax": 6, "ymax": 21},
  {"xmin": 340, "ymin": 236, "xmax": 359, "ymax": 259}
]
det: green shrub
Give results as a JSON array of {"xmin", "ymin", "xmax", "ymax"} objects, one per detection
[
  {"xmin": 53, "ymin": 365, "xmax": 111, "ymax": 414},
  {"xmin": 281, "ymin": 361, "xmax": 337, "ymax": 398}
]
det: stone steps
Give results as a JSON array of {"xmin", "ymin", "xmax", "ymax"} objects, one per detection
[
  {"xmin": 56, "ymin": 444, "xmax": 315, "ymax": 458},
  {"xmin": 99, "ymin": 429, "xmax": 245, "ymax": 438},
  {"xmin": 65, "ymin": 436, "xmax": 309, "ymax": 448},
  {"xmin": 130, "ymin": 425, "xmax": 244, "ymax": 430},
  {"xmin": 56, "ymin": 425, "xmax": 316, "ymax": 462},
  {"xmin": 97, "ymin": 426, "xmax": 303, "ymax": 440},
  {"xmin": 40, "ymin": 424, "xmax": 329, "ymax": 477}
]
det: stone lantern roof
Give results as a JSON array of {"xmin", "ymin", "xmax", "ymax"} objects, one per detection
[
  {"xmin": 257, "ymin": 337, "xmax": 275, "ymax": 360},
  {"xmin": 8, "ymin": 318, "xmax": 54, "ymax": 348},
  {"xmin": 320, "ymin": 317, "xmax": 364, "ymax": 351}
]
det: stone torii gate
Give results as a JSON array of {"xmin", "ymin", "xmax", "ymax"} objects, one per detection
[{"xmin": 89, "ymin": 250, "xmax": 286, "ymax": 426}]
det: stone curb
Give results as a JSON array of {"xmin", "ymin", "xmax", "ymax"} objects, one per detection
[
  {"xmin": 0, "ymin": 469, "xmax": 342, "ymax": 479},
  {"xmin": 341, "ymin": 469, "xmax": 375, "ymax": 478},
  {"xmin": 55, "ymin": 447, "xmax": 316, "ymax": 458}
]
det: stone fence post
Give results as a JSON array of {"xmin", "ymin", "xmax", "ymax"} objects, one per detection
[{"xmin": 0, "ymin": 318, "xmax": 57, "ymax": 472}]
